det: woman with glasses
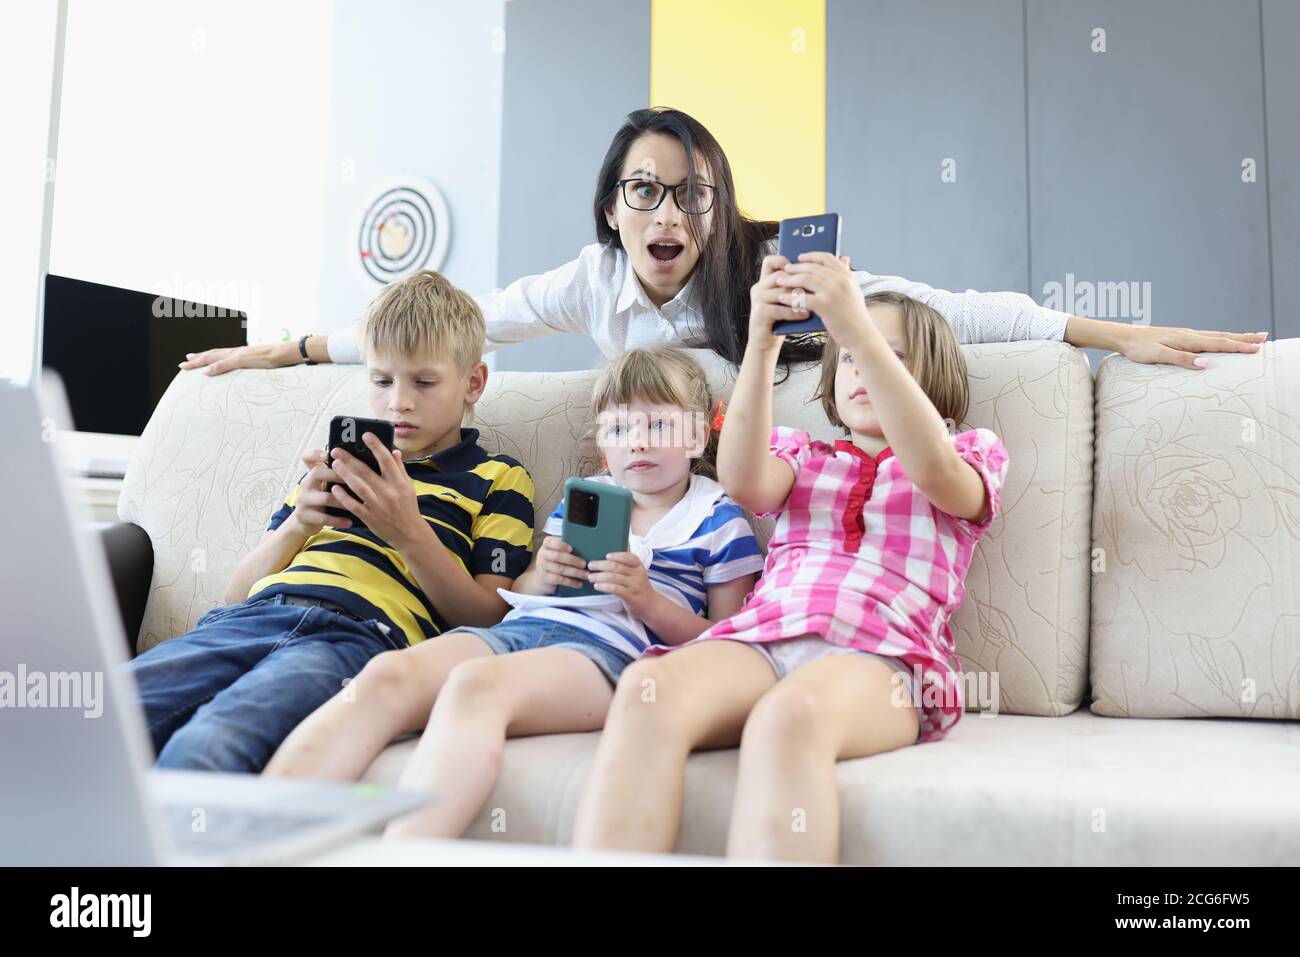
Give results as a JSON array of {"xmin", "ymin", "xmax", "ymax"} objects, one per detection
[{"xmin": 181, "ymin": 107, "xmax": 1264, "ymax": 377}]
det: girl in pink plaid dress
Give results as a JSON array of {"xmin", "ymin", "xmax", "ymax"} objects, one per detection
[{"xmin": 574, "ymin": 252, "xmax": 1008, "ymax": 863}]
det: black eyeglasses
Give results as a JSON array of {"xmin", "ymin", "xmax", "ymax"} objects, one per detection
[{"xmin": 616, "ymin": 178, "xmax": 716, "ymax": 215}]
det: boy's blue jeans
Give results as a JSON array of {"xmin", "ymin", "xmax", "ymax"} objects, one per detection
[{"xmin": 124, "ymin": 594, "xmax": 405, "ymax": 773}]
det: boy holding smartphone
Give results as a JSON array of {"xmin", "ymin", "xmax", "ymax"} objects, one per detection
[{"xmin": 125, "ymin": 270, "xmax": 536, "ymax": 774}]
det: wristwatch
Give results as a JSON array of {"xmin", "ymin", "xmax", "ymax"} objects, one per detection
[{"xmin": 297, "ymin": 334, "xmax": 316, "ymax": 366}]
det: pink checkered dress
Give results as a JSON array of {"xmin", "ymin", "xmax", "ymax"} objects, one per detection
[{"xmin": 644, "ymin": 426, "xmax": 1009, "ymax": 743}]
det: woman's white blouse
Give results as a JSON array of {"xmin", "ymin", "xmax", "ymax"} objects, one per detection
[{"xmin": 326, "ymin": 241, "xmax": 1071, "ymax": 366}]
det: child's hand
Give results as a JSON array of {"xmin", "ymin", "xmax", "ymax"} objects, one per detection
[
  {"xmin": 775, "ymin": 253, "xmax": 874, "ymax": 346},
  {"xmin": 327, "ymin": 433, "xmax": 424, "ymax": 550},
  {"xmin": 748, "ymin": 253, "xmax": 805, "ymax": 355},
  {"xmin": 588, "ymin": 552, "xmax": 656, "ymax": 617},
  {"xmin": 522, "ymin": 536, "xmax": 591, "ymax": 594},
  {"xmin": 288, "ymin": 448, "xmax": 350, "ymax": 535}
]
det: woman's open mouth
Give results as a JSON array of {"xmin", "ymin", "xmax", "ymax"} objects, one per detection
[{"xmin": 647, "ymin": 241, "xmax": 684, "ymax": 269}]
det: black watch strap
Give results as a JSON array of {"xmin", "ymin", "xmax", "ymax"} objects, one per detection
[{"xmin": 298, "ymin": 334, "xmax": 316, "ymax": 366}]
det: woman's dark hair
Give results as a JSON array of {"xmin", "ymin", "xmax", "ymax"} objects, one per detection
[{"xmin": 593, "ymin": 107, "xmax": 822, "ymax": 375}]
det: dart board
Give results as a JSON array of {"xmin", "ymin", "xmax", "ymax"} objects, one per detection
[{"xmin": 357, "ymin": 176, "xmax": 450, "ymax": 283}]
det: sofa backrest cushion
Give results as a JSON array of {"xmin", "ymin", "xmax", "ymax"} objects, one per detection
[{"xmin": 1090, "ymin": 340, "xmax": 1300, "ymax": 722}]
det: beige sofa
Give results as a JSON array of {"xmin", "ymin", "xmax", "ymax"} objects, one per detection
[{"xmin": 115, "ymin": 340, "xmax": 1300, "ymax": 865}]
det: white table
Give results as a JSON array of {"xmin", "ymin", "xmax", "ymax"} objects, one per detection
[{"xmin": 60, "ymin": 430, "xmax": 138, "ymax": 522}]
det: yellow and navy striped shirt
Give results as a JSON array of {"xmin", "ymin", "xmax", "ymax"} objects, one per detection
[{"xmin": 248, "ymin": 428, "xmax": 534, "ymax": 645}]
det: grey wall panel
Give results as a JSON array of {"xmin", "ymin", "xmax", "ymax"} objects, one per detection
[
  {"xmin": 1264, "ymin": 0, "xmax": 1298, "ymax": 341},
  {"xmin": 1027, "ymin": 0, "xmax": 1271, "ymax": 345},
  {"xmin": 493, "ymin": 0, "xmax": 649, "ymax": 372},
  {"xmin": 318, "ymin": 0, "xmax": 504, "ymax": 336},
  {"xmin": 827, "ymin": 0, "xmax": 1030, "ymax": 296}
]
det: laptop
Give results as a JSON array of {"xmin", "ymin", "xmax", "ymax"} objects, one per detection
[{"xmin": 0, "ymin": 378, "xmax": 433, "ymax": 866}]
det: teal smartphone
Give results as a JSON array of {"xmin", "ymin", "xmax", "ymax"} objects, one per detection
[{"xmin": 557, "ymin": 478, "xmax": 633, "ymax": 598}]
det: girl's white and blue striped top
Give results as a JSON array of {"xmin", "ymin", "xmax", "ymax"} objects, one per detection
[{"xmin": 501, "ymin": 474, "xmax": 764, "ymax": 660}]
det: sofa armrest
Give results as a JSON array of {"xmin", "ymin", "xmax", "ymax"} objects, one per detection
[{"xmin": 96, "ymin": 521, "xmax": 153, "ymax": 657}]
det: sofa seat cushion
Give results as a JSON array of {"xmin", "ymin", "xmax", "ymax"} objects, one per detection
[{"xmin": 360, "ymin": 710, "xmax": 1300, "ymax": 865}]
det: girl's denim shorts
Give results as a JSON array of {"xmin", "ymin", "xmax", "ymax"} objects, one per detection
[{"xmin": 448, "ymin": 616, "xmax": 634, "ymax": 685}]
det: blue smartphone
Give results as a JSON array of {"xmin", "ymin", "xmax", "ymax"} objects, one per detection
[
  {"xmin": 557, "ymin": 478, "xmax": 633, "ymax": 598},
  {"xmin": 771, "ymin": 212, "xmax": 842, "ymax": 335}
]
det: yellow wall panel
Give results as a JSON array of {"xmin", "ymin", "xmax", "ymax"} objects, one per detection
[{"xmin": 650, "ymin": 0, "xmax": 825, "ymax": 221}]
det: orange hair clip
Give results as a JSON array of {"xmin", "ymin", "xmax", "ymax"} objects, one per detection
[{"xmin": 710, "ymin": 398, "xmax": 727, "ymax": 433}]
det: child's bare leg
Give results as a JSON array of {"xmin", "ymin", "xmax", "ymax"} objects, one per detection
[
  {"xmin": 726, "ymin": 647, "xmax": 919, "ymax": 863},
  {"xmin": 263, "ymin": 631, "xmax": 492, "ymax": 780},
  {"xmin": 572, "ymin": 640, "xmax": 775, "ymax": 853},
  {"xmin": 384, "ymin": 646, "xmax": 614, "ymax": 840}
]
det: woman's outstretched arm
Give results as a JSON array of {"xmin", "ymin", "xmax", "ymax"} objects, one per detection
[
  {"xmin": 853, "ymin": 268, "xmax": 1265, "ymax": 368},
  {"xmin": 180, "ymin": 246, "xmax": 606, "ymax": 375},
  {"xmin": 179, "ymin": 334, "xmax": 332, "ymax": 376}
]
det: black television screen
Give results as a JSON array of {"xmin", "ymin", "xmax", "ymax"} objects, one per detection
[{"xmin": 42, "ymin": 274, "xmax": 248, "ymax": 435}]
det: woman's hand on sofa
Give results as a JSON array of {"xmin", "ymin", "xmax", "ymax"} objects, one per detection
[
  {"xmin": 1066, "ymin": 316, "xmax": 1267, "ymax": 369},
  {"xmin": 178, "ymin": 336, "xmax": 331, "ymax": 375}
]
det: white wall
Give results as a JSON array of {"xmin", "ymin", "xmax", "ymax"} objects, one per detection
[
  {"xmin": 48, "ymin": 0, "xmax": 334, "ymax": 345},
  {"xmin": 316, "ymin": 0, "xmax": 506, "ymax": 336},
  {"xmin": 0, "ymin": 0, "xmax": 61, "ymax": 386},
  {"xmin": 24, "ymin": 0, "xmax": 506, "ymax": 375}
]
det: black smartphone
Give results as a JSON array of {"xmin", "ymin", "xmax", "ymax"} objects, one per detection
[
  {"xmin": 771, "ymin": 212, "xmax": 842, "ymax": 335},
  {"xmin": 324, "ymin": 415, "xmax": 397, "ymax": 522}
]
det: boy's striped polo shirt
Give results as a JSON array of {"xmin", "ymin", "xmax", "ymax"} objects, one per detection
[{"xmin": 248, "ymin": 427, "xmax": 534, "ymax": 645}]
